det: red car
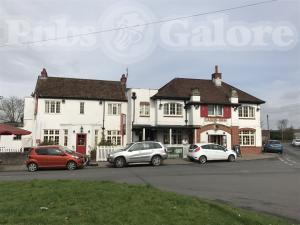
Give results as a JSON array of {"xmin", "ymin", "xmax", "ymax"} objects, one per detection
[{"xmin": 26, "ymin": 145, "xmax": 86, "ymax": 172}]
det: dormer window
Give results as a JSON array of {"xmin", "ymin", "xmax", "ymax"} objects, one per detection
[
  {"xmin": 163, "ymin": 103, "xmax": 183, "ymax": 116},
  {"xmin": 208, "ymin": 105, "xmax": 223, "ymax": 117}
]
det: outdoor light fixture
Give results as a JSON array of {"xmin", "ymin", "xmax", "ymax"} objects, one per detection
[
  {"xmin": 62, "ymin": 99, "xmax": 65, "ymax": 104},
  {"xmin": 80, "ymin": 126, "xmax": 83, "ymax": 133},
  {"xmin": 99, "ymin": 100, "xmax": 102, "ymax": 105},
  {"xmin": 131, "ymin": 92, "xmax": 137, "ymax": 100},
  {"xmin": 194, "ymin": 105, "xmax": 199, "ymax": 110}
]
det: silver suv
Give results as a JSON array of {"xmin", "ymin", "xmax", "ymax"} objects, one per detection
[{"xmin": 107, "ymin": 141, "xmax": 168, "ymax": 168}]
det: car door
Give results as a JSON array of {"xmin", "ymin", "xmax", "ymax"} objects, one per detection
[
  {"xmin": 127, "ymin": 143, "xmax": 144, "ymax": 163},
  {"xmin": 34, "ymin": 148, "xmax": 49, "ymax": 167},
  {"xmin": 47, "ymin": 148, "xmax": 66, "ymax": 167},
  {"xmin": 138, "ymin": 142, "xmax": 154, "ymax": 162},
  {"xmin": 212, "ymin": 144, "xmax": 227, "ymax": 160},
  {"xmin": 201, "ymin": 144, "xmax": 216, "ymax": 160}
]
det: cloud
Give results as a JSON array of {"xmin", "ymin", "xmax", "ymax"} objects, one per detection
[{"xmin": 0, "ymin": 0, "xmax": 299, "ymax": 129}]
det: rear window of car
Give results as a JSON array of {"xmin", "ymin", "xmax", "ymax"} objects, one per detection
[
  {"xmin": 269, "ymin": 141, "xmax": 280, "ymax": 144},
  {"xmin": 150, "ymin": 142, "xmax": 162, "ymax": 149},
  {"xmin": 189, "ymin": 145, "xmax": 198, "ymax": 149},
  {"xmin": 295, "ymin": 139, "xmax": 300, "ymax": 142}
]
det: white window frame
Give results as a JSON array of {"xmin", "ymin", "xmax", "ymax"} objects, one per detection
[
  {"xmin": 95, "ymin": 129, "xmax": 100, "ymax": 145},
  {"xmin": 107, "ymin": 130, "xmax": 121, "ymax": 146},
  {"xmin": 80, "ymin": 102, "xmax": 85, "ymax": 114},
  {"xmin": 140, "ymin": 102, "xmax": 150, "ymax": 117},
  {"xmin": 63, "ymin": 129, "xmax": 68, "ymax": 146},
  {"xmin": 239, "ymin": 130, "xmax": 256, "ymax": 146},
  {"xmin": 45, "ymin": 100, "xmax": 61, "ymax": 114},
  {"xmin": 208, "ymin": 105, "xmax": 223, "ymax": 117},
  {"xmin": 43, "ymin": 129, "xmax": 60, "ymax": 145},
  {"xmin": 108, "ymin": 103, "xmax": 121, "ymax": 115},
  {"xmin": 238, "ymin": 106, "xmax": 255, "ymax": 119},
  {"xmin": 163, "ymin": 103, "xmax": 183, "ymax": 116}
]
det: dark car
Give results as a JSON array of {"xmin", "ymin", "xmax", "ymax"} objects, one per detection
[
  {"xmin": 26, "ymin": 145, "xmax": 86, "ymax": 172},
  {"xmin": 263, "ymin": 140, "xmax": 283, "ymax": 154}
]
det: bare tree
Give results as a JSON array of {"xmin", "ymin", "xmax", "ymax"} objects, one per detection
[
  {"xmin": 0, "ymin": 96, "xmax": 24, "ymax": 123},
  {"xmin": 277, "ymin": 119, "xmax": 288, "ymax": 141}
]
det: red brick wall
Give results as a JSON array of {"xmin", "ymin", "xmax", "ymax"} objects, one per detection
[
  {"xmin": 196, "ymin": 128, "xmax": 201, "ymax": 143},
  {"xmin": 231, "ymin": 126, "xmax": 239, "ymax": 147},
  {"xmin": 240, "ymin": 146, "xmax": 262, "ymax": 155}
]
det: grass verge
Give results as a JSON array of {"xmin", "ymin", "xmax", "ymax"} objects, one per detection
[{"xmin": 0, "ymin": 180, "xmax": 292, "ymax": 225}]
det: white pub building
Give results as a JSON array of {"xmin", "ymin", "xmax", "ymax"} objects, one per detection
[{"xmin": 24, "ymin": 66, "xmax": 265, "ymax": 155}]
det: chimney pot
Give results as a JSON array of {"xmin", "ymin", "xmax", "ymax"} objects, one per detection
[
  {"xmin": 120, "ymin": 74, "xmax": 127, "ymax": 88},
  {"xmin": 212, "ymin": 65, "xmax": 222, "ymax": 86},
  {"xmin": 40, "ymin": 68, "xmax": 48, "ymax": 79}
]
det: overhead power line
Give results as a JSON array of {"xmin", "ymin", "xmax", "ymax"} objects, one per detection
[{"xmin": 0, "ymin": 0, "xmax": 279, "ymax": 48}]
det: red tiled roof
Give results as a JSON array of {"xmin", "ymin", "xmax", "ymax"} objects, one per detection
[
  {"xmin": 152, "ymin": 78, "xmax": 265, "ymax": 104},
  {"xmin": 34, "ymin": 77, "xmax": 127, "ymax": 101},
  {"xmin": 0, "ymin": 124, "xmax": 31, "ymax": 135}
]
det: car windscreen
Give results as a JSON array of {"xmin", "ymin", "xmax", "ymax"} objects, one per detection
[{"xmin": 62, "ymin": 147, "xmax": 76, "ymax": 155}]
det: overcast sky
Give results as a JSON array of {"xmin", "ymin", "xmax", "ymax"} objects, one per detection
[{"xmin": 0, "ymin": 0, "xmax": 299, "ymax": 129}]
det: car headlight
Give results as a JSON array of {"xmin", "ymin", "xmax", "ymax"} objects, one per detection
[{"xmin": 72, "ymin": 156, "xmax": 80, "ymax": 159}]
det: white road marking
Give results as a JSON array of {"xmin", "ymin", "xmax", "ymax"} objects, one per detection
[
  {"xmin": 278, "ymin": 156, "xmax": 297, "ymax": 167},
  {"xmin": 284, "ymin": 157, "xmax": 297, "ymax": 164}
]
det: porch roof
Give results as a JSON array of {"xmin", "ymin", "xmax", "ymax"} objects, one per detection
[
  {"xmin": 0, "ymin": 124, "xmax": 31, "ymax": 136},
  {"xmin": 132, "ymin": 124, "xmax": 200, "ymax": 129}
]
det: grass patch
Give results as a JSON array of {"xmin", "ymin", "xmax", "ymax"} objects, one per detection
[{"xmin": 0, "ymin": 180, "xmax": 292, "ymax": 225}]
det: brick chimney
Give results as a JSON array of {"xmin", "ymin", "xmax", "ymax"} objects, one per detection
[
  {"xmin": 39, "ymin": 68, "xmax": 48, "ymax": 79},
  {"xmin": 212, "ymin": 65, "xmax": 222, "ymax": 87},
  {"xmin": 120, "ymin": 74, "xmax": 127, "ymax": 88}
]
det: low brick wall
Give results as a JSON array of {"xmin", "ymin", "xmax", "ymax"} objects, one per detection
[
  {"xmin": 241, "ymin": 147, "xmax": 262, "ymax": 155},
  {"xmin": 0, "ymin": 152, "xmax": 28, "ymax": 165}
]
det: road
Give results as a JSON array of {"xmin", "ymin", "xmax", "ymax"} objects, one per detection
[{"xmin": 1, "ymin": 145, "xmax": 300, "ymax": 222}]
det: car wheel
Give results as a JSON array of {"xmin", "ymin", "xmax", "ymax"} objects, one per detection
[
  {"xmin": 228, "ymin": 154, "xmax": 236, "ymax": 162},
  {"xmin": 67, "ymin": 161, "xmax": 77, "ymax": 170},
  {"xmin": 151, "ymin": 155, "xmax": 161, "ymax": 166},
  {"xmin": 27, "ymin": 162, "xmax": 38, "ymax": 172},
  {"xmin": 199, "ymin": 155, "xmax": 207, "ymax": 164},
  {"xmin": 114, "ymin": 157, "xmax": 125, "ymax": 168}
]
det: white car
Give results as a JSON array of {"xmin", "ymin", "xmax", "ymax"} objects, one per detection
[
  {"xmin": 292, "ymin": 139, "xmax": 300, "ymax": 147},
  {"xmin": 187, "ymin": 143, "xmax": 237, "ymax": 164}
]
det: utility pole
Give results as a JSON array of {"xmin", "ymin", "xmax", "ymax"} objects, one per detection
[{"xmin": 267, "ymin": 114, "xmax": 270, "ymax": 139}]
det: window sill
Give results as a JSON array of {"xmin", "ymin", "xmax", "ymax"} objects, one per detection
[
  {"xmin": 140, "ymin": 115, "xmax": 150, "ymax": 117},
  {"xmin": 239, "ymin": 117, "xmax": 256, "ymax": 120},
  {"xmin": 163, "ymin": 115, "xmax": 183, "ymax": 118},
  {"xmin": 207, "ymin": 115, "xmax": 224, "ymax": 118}
]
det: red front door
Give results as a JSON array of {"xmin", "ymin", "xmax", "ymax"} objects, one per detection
[{"xmin": 76, "ymin": 134, "xmax": 87, "ymax": 154}]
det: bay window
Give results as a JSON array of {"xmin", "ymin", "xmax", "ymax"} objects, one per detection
[{"xmin": 239, "ymin": 130, "xmax": 256, "ymax": 146}]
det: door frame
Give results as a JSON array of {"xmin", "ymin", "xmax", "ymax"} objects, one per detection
[{"xmin": 76, "ymin": 133, "xmax": 87, "ymax": 154}]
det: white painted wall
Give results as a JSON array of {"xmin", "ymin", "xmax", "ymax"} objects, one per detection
[{"xmin": 23, "ymin": 97, "xmax": 127, "ymax": 153}]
